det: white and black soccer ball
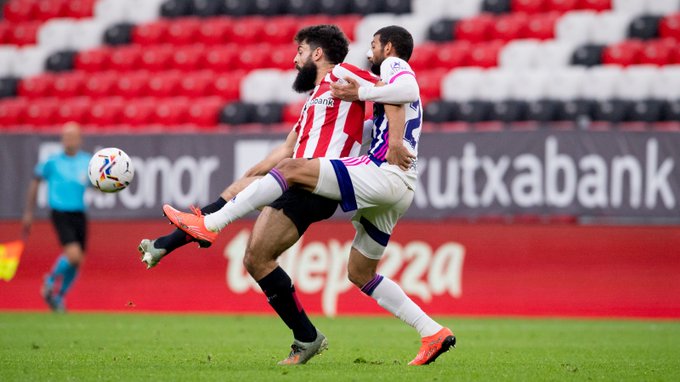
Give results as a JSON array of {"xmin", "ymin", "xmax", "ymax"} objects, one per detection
[{"xmin": 88, "ymin": 147, "xmax": 135, "ymax": 193}]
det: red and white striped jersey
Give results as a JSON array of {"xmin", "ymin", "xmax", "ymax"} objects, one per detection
[{"xmin": 292, "ymin": 63, "xmax": 379, "ymax": 158}]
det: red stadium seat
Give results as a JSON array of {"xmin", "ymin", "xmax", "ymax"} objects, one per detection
[
  {"xmin": 122, "ymin": 98, "xmax": 156, "ymax": 126},
  {"xmin": 660, "ymin": 13, "xmax": 680, "ymax": 41},
  {"xmin": 263, "ymin": 16, "xmax": 298, "ymax": 45},
  {"xmin": 270, "ymin": 44, "xmax": 294, "ymax": 70},
  {"xmin": 132, "ymin": 20, "xmax": 170, "ymax": 45},
  {"xmin": 25, "ymin": 98, "xmax": 59, "ymax": 126},
  {"xmin": 491, "ymin": 14, "xmax": 529, "ymax": 42},
  {"xmin": 333, "ymin": 15, "xmax": 361, "ymax": 42},
  {"xmin": 236, "ymin": 44, "xmax": 269, "ymax": 71},
  {"xmin": 469, "ymin": 41, "xmax": 504, "ymax": 68},
  {"xmin": 210, "ymin": 71, "xmax": 243, "ymax": 100},
  {"xmin": 3, "ymin": 0, "xmax": 36, "ymax": 23},
  {"xmin": 203, "ymin": 44, "xmax": 238, "ymax": 72},
  {"xmin": 9, "ymin": 21, "xmax": 39, "ymax": 46},
  {"xmin": 113, "ymin": 71, "xmax": 150, "ymax": 98},
  {"xmin": 75, "ymin": 47, "xmax": 112, "ymax": 72},
  {"xmin": 54, "ymin": 97, "xmax": 90, "ymax": 124},
  {"xmin": 639, "ymin": 39, "xmax": 674, "ymax": 66},
  {"xmin": 282, "ymin": 100, "xmax": 306, "ymax": 124},
  {"xmin": 109, "ymin": 45, "xmax": 142, "ymax": 72},
  {"xmin": 178, "ymin": 70, "xmax": 213, "ymax": 97},
  {"xmin": 455, "ymin": 15, "xmax": 494, "ymax": 43},
  {"xmin": 140, "ymin": 45, "xmax": 174, "ymax": 72},
  {"xmin": 512, "ymin": 0, "xmax": 545, "ymax": 14},
  {"xmin": 602, "ymin": 40, "xmax": 643, "ymax": 66},
  {"xmin": 408, "ymin": 43, "xmax": 438, "ymax": 72},
  {"xmin": 18, "ymin": 74, "xmax": 54, "ymax": 98},
  {"xmin": 171, "ymin": 44, "xmax": 206, "ymax": 71},
  {"xmin": 64, "ymin": 0, "xmax": 94, "ymax": 18},
  {"xmin": 578, "ymin": 0, "xmax": 611, "ymax": 12},
  {"xmin": 416, "ymin": 69, "xmax": 447, "ymax": 99},
  {"xmin": 34, "ymin": 0, "xmax": 66, "ymax": 21},
  {"xmin": 197, "ymin": 17, "xmax": 233, "ymax": 45},
  {"xmin": 433, "ymin": 41, "xmax": 471, "ymax": 69},
  {"xmin": 153, "ymin": 97, "xmax": 190, "ymax": 126},
  {"xmin": 52, "ymin": 71, "xmax": 87, "ymax": 98},
  {"xmin": 166, "ymin": 18, "xmax": 201, "ymax": 45},
  {"xmin": 0, "ymin": 23, "xmax": 11, "ymax": 44},
  {"xmin": 525, "ymin": 12, "xmax": 559, "ymax": 39},
  {"xmin": 187, "ymin": 97, "xmax": 224, "ymax": 127},
  {"xmin": 147, "ymin": 71, "xmax": 181, "ymax": 97},
  {"xmin": 231, "ymin": 17, "xmax": 266, "ymax": 44},
  {"xmin": 545, "ymin": 0, "xmax": 578, "ymax": 13},
  {"xmin": 0, "ymin": 98, "xmax": 28, "ymax": 126},
  {"xmin": 88, "ymin": 98, "xmax": 124, "ymax": 126},
  {"xmin": 83, "ymin": 72, "xmax": 117, "ymax": 98}
]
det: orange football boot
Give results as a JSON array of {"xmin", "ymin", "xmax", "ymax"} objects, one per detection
[
  {"xmin": 408, "ymin": 327, "xmax": 456, "ymax": 366},
  {"xmin": 162, "ymin": 204, "xmax": 218, "ymax": 247}
]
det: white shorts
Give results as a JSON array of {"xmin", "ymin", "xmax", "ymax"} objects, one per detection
[{"xmin": 315, "ymin": 156, "xmax": 414, "ymax": 260}]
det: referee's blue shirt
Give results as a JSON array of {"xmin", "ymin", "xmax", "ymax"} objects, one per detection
[{"xmin": 34, "ymin": 151, "xmax": 91, "ymax": 212}]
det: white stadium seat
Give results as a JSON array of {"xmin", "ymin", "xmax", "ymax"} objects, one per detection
[
  {"xmin": 125, "ymin": 0, "xmax": 165, "ymax": 24},
  {"xmin": 396, "ymin": 14, "xmax": 432, "ymax": 45},
  {"xmin": 616, "ymin": 65, "xmax": 659, "ymax": 100},
  {"xmin": 613, "ymin": 0, "xmax": 648, "ymax": 13},
  {"xmin": 94, "ymin": 0, "xmax": 129, "ymax": 23},
  {"xmin": 354, "ymin": 14, "xmax": 398, "ymax": 46},
  {"xmin": 534, "ymin": 41, "xmax": 577, "ymax": 68},
  {"xmin": 499, "ymin": 40, "xmax": 541, "ymax": 69},
  {"xmin": 510, "ymin": 70, "xmax": 550, "ymax": 101},
  {"xmin": 545, "ymin": 67, "xmax": 587, "ymax": 100},
  {"xmin": 240, "ymin": 69, "xmax": 284, "ymax": 104},
  {"xmin": 69, "ymin": 20, "xmax": 107, "ymax": 51},
  {"xmin": 652, "ymin": 65, "xmax": 680, "ymax": 99},
  {"xmin": 556, "ymin": 11, "xmax": 597, "ymax": 45},
  {"xmin": 591, "ymin": 12, "xmax": 635, "ymax": 45},
  {"xmin": 344, "ymin": 43, "xmax": 371, "ymax": 68},
  {"xmin": 10, "ymin": 46, "xmax": 49, "ymax": 78},
  {"xmin": 442, "ymin": 0, "xmax": 483, "ymax": 19},
  {"xmin": 582, "ymin": 66, "xmax": 624, "ymax": 101},
  {"xmin": 477, "ymin": 69, "xmax": 514, "ymax": 101},
  {"xmin": 644, "ymin": 0, "xmax": 680, "ymax": 15},
  {"xmin": 276, "ymin": 70, "xmax": 309, "ymax": 104},
  {"xmin": 441, "ymin": 67, "xmax": 485, "ymax": 101},
  {"xmin": 411, "ymin": 0, "xmax": 448, "ymax": 20},
  {"xmin": 0, "ymin": 46, "xmax": 18, "ymax": 77},
  {"xmin": 37, "ymin": 18, "xmax": 76, "ymax": 53}
]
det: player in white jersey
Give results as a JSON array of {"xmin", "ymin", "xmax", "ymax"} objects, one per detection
[{"xmin": 163, "ymin": 26, "xmax": 455, "ymax": 366}]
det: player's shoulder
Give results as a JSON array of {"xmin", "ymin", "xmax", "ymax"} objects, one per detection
[
  {"xmin": 380, "ymin": 57, "xmax": 414, "ymax": 79},
  {"xmin": 331, "ymin": 63, "xmax": 379, "ymax": 84}
]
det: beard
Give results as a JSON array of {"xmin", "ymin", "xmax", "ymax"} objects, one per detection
[
  {"xmin": 292, "ymin": 60, "xmax": 318, "ymax": 93},
  {"xmin": 370, "ymin": 61, "xmax": 381, "ymax": 75}
]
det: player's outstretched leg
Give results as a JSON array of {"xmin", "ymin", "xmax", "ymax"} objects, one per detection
[
  {"xmin": 162, "ymin": 204, "xmax": 218, "ymax": 247},
  {"xmin": 138, "ymin": 239, "xmax": 167, "ymax": 269},
  {"xmin": 278, "ymin": 329, "xmax": 328, "ymax": 365}
]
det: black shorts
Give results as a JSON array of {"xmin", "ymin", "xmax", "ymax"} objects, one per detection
[
  {"xmin": 50, "ymin": 210, "xmax": 87, "ymax": 249},
  {"xmin": 269, "ymin": 187, "xmax": 338, "ymax": 236}
]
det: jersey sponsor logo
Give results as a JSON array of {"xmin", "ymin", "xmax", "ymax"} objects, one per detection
[{"xmin": 308, "ymin": 97, "xmax": 335, "ymax": 107}]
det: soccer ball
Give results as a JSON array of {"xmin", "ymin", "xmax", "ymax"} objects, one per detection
[{"xmin": 88, "ymin": 147, "xmax": 135, "ymax": 193}]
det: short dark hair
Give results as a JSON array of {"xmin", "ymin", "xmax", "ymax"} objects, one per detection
[
  {"xmin": 294, "ymin": 24, "xmax": 349, "ymax": 65},
  {"xmin": 374, "ymin": 25, "xmax": 414, "ymax": 61}
]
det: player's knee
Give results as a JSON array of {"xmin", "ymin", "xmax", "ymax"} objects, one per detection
[{"xmin": 275, "ymin": 158, "xmax": 305, "ymax": 183}]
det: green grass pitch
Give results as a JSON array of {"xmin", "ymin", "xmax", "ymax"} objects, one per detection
[{"xmin": 1, "ymin": 312, "xmax": 679, "ymax": 381}]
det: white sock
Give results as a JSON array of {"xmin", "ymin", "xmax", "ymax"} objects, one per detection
[
  {"xmin": 365, "ymin": 275, "xmax": 443, "ymax": 337},
  {"xmin": 204, "ymin": 169, "xmax": 288, "ymax": 232}
]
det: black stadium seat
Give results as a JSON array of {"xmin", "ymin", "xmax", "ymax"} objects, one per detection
[
  {"xmin": 526, "ymin": 99, "xmax": 560, "ymax": 122},
  {"xmin": 592, "ymin": 99, "xmax": 632, "ymax": 123},
  {"xmin": 555, "ymin": 99, "xmax": 596, "ymax": 121},
  {"xmin": 222, "ymin": 0, "xmax": 254, "ymax": 16},
  {"xmin": 351, "ymin": 0, "xmax": 386, "ymax": 14},
  {"xmin": 286, "ymin": 0, "xmax": 320, "ymax": 15},
  {"xmin": 452, "ymin": 100, "xmax": 492, "ymax": 123},
  {"xmin": 219, "ymin": 102, "xmax": 255, "ymax": 124},
  {"xmin": 160, "ymin": 0, "xmax": 192, "ymax": 18},
  {"xmin": 629, "ymin": 99, "xmax": 664, "ymax": 122},
  {"xmin": 424, "ymin": 100, "xmax": 455, "ymax": 122},
  {"xmin": 252, "ymin": 0, "xmax": 286, "ymax": 16},
  {"xmin": 428, "ymin": 19, "xmax": 456, "ymax": 42},
  {"xmin": 45, "ymin": 50, "xmax": 77, "ymax": 72},
  {"xmin": 628, "ymin": 15, "xmax": 661, "ymax": 40},
  {"xmin": 0, "ymin": 77, "xmax": 19, "ymax": 99},
  {"xmin": 319, "ymin": 0, "xmax": 351, "ymax": 14},
  {"xmin": 384, "ymin": 0, "xmax": 411, "ymax": 14},
  {"xmin": 660, "ymin": 100, "xmax": 680, "ymax": 121},
  {"xmin": 191, "ymin": 0, "xmax": 225, "ymax": 17},
  {"xmin": 103, "ymin": 23, "xmax": 135, "ymax": 45},
  {"xmin": 253, "ymin": 102, "xmax": 284, "ymax": 124},
  {"xmin": 571, "ymin": 44, "xmax": 605, "ymax": 67},
  {"xmin": 489, "ymin": 100, "xmax": 528, "ymax": 122},
  {"xmin": 482, "ymin": 0, "xmax": 511, "ymax": 14}
]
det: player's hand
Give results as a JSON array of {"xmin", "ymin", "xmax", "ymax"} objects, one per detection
[
  {"xmin": 330, "ymin": 77, "xmax": 360, "ymax": 101},
  {"xmin": 386, "ymin": 143, "xmax": 415, "ymax": 171}
]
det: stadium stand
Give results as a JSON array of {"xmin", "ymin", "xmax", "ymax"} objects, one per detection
[{"xmin": 0, "ymin": 0, "xmax": 679, "ymax": 130}]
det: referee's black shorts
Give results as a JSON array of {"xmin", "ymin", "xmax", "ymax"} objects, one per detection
[
  {"xmin": 50, "ymin": 210, "xmax": 87, "ymax": 249},
  {"xmin": 269, "ymin": 187, "xmax": 338, "ymax": 236}
]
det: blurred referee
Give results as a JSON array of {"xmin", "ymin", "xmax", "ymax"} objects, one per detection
[{"xmin": 22, "ymin": 122, "xmax": 91, "ymax": 313}]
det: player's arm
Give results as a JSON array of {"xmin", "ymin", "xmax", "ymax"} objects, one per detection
[
  {"xmin": 243, "ymin": 129, "xmax": 298, "ymax": 177},
  {"xmin": 22, "ymin": 177, "xmax": 41, "ymax": 237},
  {"xmin": 384, "ymin": 104, "xmax": 414, "ymax": 171}
]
